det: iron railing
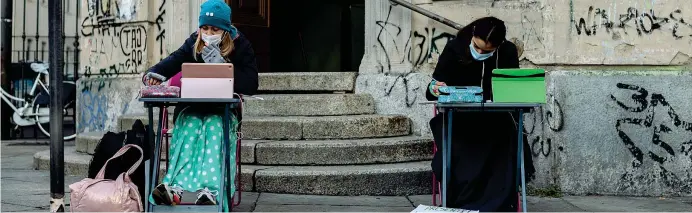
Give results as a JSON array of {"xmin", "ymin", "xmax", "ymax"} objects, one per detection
[
  {"xmin": 5, "ymin": 0, "xmax": 80, "ymax": 139},
  {"xmin": 388, "ymin": 0, "xmax": 463, "ymax": 30}
]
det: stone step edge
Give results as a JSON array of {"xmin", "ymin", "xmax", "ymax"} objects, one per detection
[
  {"xmin": 161, "ymin": 93, "xmax": 377, "ymax": 116},
  {"xmin": 33, "ymin": 148, "xmax": 432, "ymax": 195},
  {"xmin": 119, "ymin": 114, "xmax": 412, "ymax": 140},
  {"xmin": 76, "ymin": 132, "xmax": 433, "ymax": 165},
  {"xmin": 258, "ymin": 72, "xmax": 357, "ymax": 92}
]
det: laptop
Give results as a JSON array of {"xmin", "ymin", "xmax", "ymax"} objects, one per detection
[
  {"xmin": 180, "ymin": 63, "xmax": 234, "ymax": 98},
  {"xmin": 490, "ymin": 68, "xmax": 546, "ymax": 103}
]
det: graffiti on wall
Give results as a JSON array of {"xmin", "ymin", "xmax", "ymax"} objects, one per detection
[
  {"xmin": 155, "ymin": 0, "xmax": 167, "ymax": 59},
  {"xmin": 382, "ymin": 72, "xmax": 422, "ymax": 108},
  {"xmin": 525, "ymin": 94, "xmax": 564, "ymax": 158},
  {"xmin": 81, "ymin": 0, "xmax": 147, "ymax": 76},
  {"xmin": 78, "ymin": 90, "xmax": 109, "ymax": 132},
  {"xmin": 573, "ymin": 6, "xmax": 692, "ymax": 40},
  {"xmin": 611, "ymin": 83, "xmax": 692, "ymax": 191},
  {"xmin": 375, "ymin": 5, "xmax": 456, "ymax": 72}
]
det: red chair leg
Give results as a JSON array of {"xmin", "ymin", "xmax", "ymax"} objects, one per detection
[
  {"xmin": 517, "ymin": 192, "xmax": 521, "ymax": 212},
  {"xmin": 431, "ymin": 105, "xmax": 442, "ymax": 206}
]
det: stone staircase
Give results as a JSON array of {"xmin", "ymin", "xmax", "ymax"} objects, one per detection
[{"xmin": 34, "ymin": 72, "xmax": 433, "ymax": 195}]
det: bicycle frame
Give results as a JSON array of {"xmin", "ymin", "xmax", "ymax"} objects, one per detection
[{"xmin": 1, "ymin": 74, "xmax": 50, "ymax": 118}]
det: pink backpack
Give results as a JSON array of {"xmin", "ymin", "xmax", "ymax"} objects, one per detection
[{"xmin": 69, "ymin": 144, "xmax": 144, "ymax": 212}]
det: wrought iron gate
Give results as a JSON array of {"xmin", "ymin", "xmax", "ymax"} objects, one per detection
[{"xmin": 5, "ymin": 0, "xmax": 80, "ymax": 139}]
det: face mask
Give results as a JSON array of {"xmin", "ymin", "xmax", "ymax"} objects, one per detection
[
  {"xmin": 201, "ymin": 33, "xmax": 222, "ymax": 46},
  {"xmin": 469, "ymin": 40, "xmax": 495, "ymax": 61}
]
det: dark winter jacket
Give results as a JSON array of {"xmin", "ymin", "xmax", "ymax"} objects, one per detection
[
  {"xmin": 425, "ymin": 37, "xmax": 519, "ymax": 102},
  {"xmin": 144, "ymin": 31, "xmax": 259, "ymax": 96}
]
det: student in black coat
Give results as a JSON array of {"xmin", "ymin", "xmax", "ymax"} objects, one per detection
[{"xmin": 426, "ymin": 17, "xmax": 535, "ymax": 211}]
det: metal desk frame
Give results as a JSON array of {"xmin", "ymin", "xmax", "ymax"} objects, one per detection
[
  {"xmin": 436, "ymin": 102, "xmax": 540, "ymax": 212},
  {"xmin": 140, "ymin": 98, "xmax": 242, "ymax": 212}
]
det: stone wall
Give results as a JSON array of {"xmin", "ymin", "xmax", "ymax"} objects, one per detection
[
  {"xmin": 546, "ymin": 70, "xmax": 692, "ymax": 196},
  {"xmin": 76, "ymin": 0, "xmax": 204, "ymax": 132},
  {"xmin": 356, "ymin": 0, "xmax": 692, "ymax": 196}
]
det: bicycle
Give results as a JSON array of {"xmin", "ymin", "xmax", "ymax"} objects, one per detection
[{"xmin": 1, "ymin": 62, "xmax": 77, "ymax": 140}]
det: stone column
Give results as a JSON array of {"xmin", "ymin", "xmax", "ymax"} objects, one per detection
[{"xmin": 359, "ymin": 0, "xmax": 413, "ymax": 74}]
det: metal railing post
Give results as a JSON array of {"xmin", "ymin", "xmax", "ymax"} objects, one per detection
[
  {"xmin": 1, "ymin": 0, "xmax": 13, "ymax": 140},
  {"xmin": 48, "ymin": 0, "xmax": 65, "ymax": 211},
  {"xmin": 388, "ymin": 0, "xmax": 463, "ymax": 30}
]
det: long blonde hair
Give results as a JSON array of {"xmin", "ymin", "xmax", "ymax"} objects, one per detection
[{"xmin": 193, "ymin": 31, "xmax": 234, "ymax": 61}]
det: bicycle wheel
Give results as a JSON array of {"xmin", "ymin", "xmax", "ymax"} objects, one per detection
[{"xmin": 33, "ymin": 81, "xmax": 77, "ymax": 141}]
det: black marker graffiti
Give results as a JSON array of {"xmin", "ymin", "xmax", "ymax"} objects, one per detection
[
  {"xmin": 611, "ymin": 83, "xmax": 692, "ymax": 191},
  {"xmin": 156, "ymin": 0, "xmax": 167, "ymax": 58},
  {"xmin": 525, "ymin": 104, "xmax": 563, "ymax": 158},
  {"xmin": 81, "ymin": 0, "xmax": 147, "ymax": 76},
  {"xmin": 546, "ymin": 95, "xmax": 564, "ymax": 132},
  {"xmin": 375, "ymin": 5, "xmax": 456, "ymax": 72},
  {"xmin": 119, "ymin": 25, "xmax": 147, "ymax": 69},
  {"xmin": 383, "ymin": 72, "xmax": 420, "ymax": 108},
  {"xmin": 574, "ymin": 6, "xmax": 692, "ymax": 40},
  {"xmin": 531, "ymin": 136, "xmax": 552, "ymax": 158}
]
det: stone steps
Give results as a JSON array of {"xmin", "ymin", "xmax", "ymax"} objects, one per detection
[
  {"xmin": 119, "ymin": 114, "xmax": 411, "ymax": 140},
  {"xmin": 243, "ymin": 94, "xmax": 375, "ymax": 116},
  {"xmin": 76, "ymin": 132, "xmax": 433, "ymax": 165},
  {"xmin": 258, "ymin": 72, "xmax": 357, "ymax": 93},
  {"xmin": 33, "ymin": 147, "xmax": 432, "ymax": 195}
]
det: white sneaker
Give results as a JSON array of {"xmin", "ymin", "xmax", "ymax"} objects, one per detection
[{"xmin": 195, "ymin": 187, "xmax": 218, "ymax": 205}]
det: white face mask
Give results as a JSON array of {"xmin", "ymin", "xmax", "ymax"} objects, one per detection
[{"xmin": 201, "ymin": 33, "xmax": 222, "ymax": 46}]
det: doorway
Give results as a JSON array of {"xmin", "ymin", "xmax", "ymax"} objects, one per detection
[{"xmin": 230, "ymin": 0, "xmax": 364, "ymax": 73}]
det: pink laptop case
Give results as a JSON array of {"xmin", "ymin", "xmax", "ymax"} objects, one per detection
[
  {"xmin": 179, "ymin": 63, "xmax": 234, "ymax": 98},
  {"xmin": 181, "ymin": 78, "xmax": 234, "ymax": 98}
]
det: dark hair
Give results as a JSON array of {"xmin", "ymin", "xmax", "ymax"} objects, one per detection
[{"xmin": 457, "ymin": 17, "xmax": 507, "ymax": 47}]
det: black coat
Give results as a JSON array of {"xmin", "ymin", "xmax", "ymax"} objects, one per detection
[
  {"xmin": 426, "ymin": 37, "xmax": 535, "ymax": 211},
  {"xmin": 426, "ymin": 37, "xmax": 519, "ymax": 102}
]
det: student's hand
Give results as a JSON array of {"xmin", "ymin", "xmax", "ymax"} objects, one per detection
[
  {"xmin": 432, "ymin": 81, "xmax": 446, "ymax": 96},
  {"xmin": 147, "ymin": 78, "xmax": 162, "ymax": 86},
  {"xmin": 201, "ymin": 43, "xmax": 226, "ymax": 63}
]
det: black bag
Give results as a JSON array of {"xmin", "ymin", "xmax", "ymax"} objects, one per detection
[{"xmin": 87, "ymin": 119, "xmax": 150, "ymax": 205}]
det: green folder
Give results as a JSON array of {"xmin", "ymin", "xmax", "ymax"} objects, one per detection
[{"xmin": 491, "ymin": 68, "xmax": 546, "ymax": 103}]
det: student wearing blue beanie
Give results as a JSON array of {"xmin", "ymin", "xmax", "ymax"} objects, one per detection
[{"xmin": 143, "ymin": 0, "xmax": 258, "ymax": 208}]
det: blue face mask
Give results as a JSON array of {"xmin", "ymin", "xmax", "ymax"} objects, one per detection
[{"xmin": 469, "ymin": 40, "xmax": 495, "ymax": 61}]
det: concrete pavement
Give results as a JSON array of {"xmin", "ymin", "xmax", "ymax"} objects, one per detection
[{"xmin": 2, "ymin": 140, "xmax": 691, "ymax": 212}]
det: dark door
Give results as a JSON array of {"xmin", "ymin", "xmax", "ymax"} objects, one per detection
[{"xmin": 227, "ymin": 0, "xmax": 271, "ymax": 73}]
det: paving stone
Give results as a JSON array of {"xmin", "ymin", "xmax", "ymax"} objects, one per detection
[
  {"xmin": 525, "ymin": 196, "xmax": 585, "ymax": 212},
  {"xmin": 407, "ymin": 195, "xmax": 434, "ymax": 207},
  {"xmin": 232, "ymin": 192, "xmax": 260, "ymax": 212},
  {"xmin": 2, "ymin": 145, "xmax": 46, "ymax": 170},
  {"xmin": 1, "ymin": 203, "xmax": 40, "ymax": 212},
  {"xmin": 253, "ymin": 204, "xmax": 414, "ymax": 212},
  {"xmin": 1, "ymin": 179, "xmax": 72, "ymax": 196},
  {"xmin": 1, "ymin": 156, "xmax": 37, "ymax": 170},
  {"xmin": 675, "ymin": 196, "xmax": 692, "ymax": 206},
  {"xmin": 562, "ymin": 195, "xmax": 692, "ymax": 212},
  {"xmin": 257, "ymin": 193, "xmax": 412, "ymax": 207},
  {"xmin": 1, "ymin": 178, "xmax": 72, "ymax": 209}
]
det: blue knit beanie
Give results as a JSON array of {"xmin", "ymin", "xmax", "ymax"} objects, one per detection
[{"xmin": 199, "ymin": 0, "xmax": 237, "ymax": 37}]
